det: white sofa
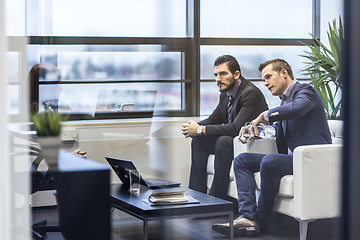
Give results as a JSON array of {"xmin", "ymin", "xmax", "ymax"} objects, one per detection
[{"xmin": 207, "ymin": 120, "xmax": 343, "ymax": 240}]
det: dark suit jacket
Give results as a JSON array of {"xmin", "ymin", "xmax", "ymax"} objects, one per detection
[
  {"xmin": 267, "ymin": 81, "xmax": 332, "ymax": 154},
  {"xmin": 200, "ymin": 79, "xmax": 268, "ymax": 138}
]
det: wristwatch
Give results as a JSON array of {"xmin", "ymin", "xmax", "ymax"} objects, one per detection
[{"xmin": 197, "ymin": 126, "xmax": 203, "ymax": 135}]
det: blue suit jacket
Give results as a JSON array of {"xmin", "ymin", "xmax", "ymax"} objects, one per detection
[{"xmin": 267, "ymin": 81, "xmax": 332, "ymax": 154}]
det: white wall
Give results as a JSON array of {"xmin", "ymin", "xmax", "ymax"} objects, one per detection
[{"xmin": 64, "ymin": 118, "xmax": 194, "ymax": 187}]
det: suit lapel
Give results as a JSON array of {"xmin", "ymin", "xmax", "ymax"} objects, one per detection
[
  {"xmin": 230, "ymin": 80, "xmax": 247, "ymax": 120},
  {"xmin": 281, "ymin": 99, "xmax": 287, "ymax": 138},
  {"xmin": 282, "ymin": 81, "xmax": 300, "ymax": 138}
]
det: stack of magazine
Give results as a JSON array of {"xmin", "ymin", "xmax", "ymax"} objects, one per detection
[
  {"xmin": 149, "ymin": 190, "xmax": 188, "ymax": 203},
  {"xmin": 143, "ymin": 189, "xmax": 200, "ymax": 206}
]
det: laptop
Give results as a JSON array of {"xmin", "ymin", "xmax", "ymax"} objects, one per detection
[{"xmin": 105, "ymin": 157, "xmax": 181, "ymax": 189}]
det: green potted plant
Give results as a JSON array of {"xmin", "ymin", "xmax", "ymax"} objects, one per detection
[
  {"xmin": 31, "ymin": 112, "xmax": 65, "ymax": 170},
  {"xmin": 300, "ymin": 16, "xmax": 343, "ymax": 119}
]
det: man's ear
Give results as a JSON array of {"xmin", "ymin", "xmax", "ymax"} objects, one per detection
[
  {"xmin": 280, "ymin": 68, "xmax": 288, "ymax": 78},
  {"xmin": 234, "ymin": 70, "xmax": 241, "ymax": 80}
]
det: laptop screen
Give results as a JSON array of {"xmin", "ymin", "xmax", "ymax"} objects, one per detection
[
  {"xmin": 105, "ymin": 157, "xmax": 181, "ymax": 188},
  {"xmin": 105, "ymin": 157, "xmax": 144, "ymax": 186}
]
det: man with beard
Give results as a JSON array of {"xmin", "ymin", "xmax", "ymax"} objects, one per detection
[{"xmin": 181, "ymin": 55, "xmax": 268, "ymax": 207}]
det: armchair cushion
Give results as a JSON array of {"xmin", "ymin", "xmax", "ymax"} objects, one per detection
[
  {"xmin": 233, "ymin": 138, "xmax": 278, "ymax": 156},
  {"xmin": 207, "ymin": 155, "xmax": 236, "ymax": 196},
  {"xmin": 254, "ymin": 172, "xmax": 294, "ymax": 198},
  {"xmin": 207, "ymin": 155, "xmax": 235, "ymax": 180},
  {"xmin": 328, "ymin": 120, "xmax": 343, "ymax": 144}
]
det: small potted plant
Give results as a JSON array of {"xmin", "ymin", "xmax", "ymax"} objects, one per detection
[{"xmin": 31, "ymin": 112, "xmax": 65, "ymax": 170}]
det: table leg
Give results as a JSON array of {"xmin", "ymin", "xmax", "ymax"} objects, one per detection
[
  {"xmin": 229, "ymin": 212, "xmax": 233, "ymax": 240},
  {"xmin": 143, "ymin": 219, "xmax": 148, "ymax": 240}
]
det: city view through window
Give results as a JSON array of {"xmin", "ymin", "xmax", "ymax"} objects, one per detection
[{"xmin": 7, "ymin": 0, "xmax": 316, "ymax": 119}]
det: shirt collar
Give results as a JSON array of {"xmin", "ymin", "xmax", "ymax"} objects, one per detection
[
  {"xmin": 280, "ymin": 78, "xmax": 297, "ymax": 101},
  {"xmin": 227, "ymin": 80, "xmax": 242, "ymax": 99}
]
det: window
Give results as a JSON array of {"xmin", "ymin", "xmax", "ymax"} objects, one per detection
[
  {"xmin": 7, "ymin": 51, "xmax": 23, "ymax": 115},
  {"xmin": 201, "ymin": 0, "xmax": 312, "ymax": 38},
  {"xmin": 27, "ymin": 0, "xmax": 187, "ymax": 37},
  {"xmin": 7, "ymin": 52, "xmax": 19, "ymax": 114},
  {"xmin": 200, "ymin": 45, "xmax": 310, "ymax": 115},
  {"xmin": 27, "ymin": 44, "xmax": 186, "ymax": 118},
  {"xmin": 23, "ymin": 0, "xmax": 318, "ymax": 120},
  {"xmin": 199, "ymin": 0, "xmax": 316, "ymax": 116},
  {"xmin": 200, "ymin": 46, "xmax": 309, "ymax": 79},
  {"xmin": 5, "ymin": 0, "xmax": 25, "ymax": 36}
]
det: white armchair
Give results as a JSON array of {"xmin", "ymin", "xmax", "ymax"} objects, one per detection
[{"xmin": 207, "ymin": 120, "xmax": 343, "ymax": 240}]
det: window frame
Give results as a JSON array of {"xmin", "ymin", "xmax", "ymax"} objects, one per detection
[{"xmin": 20, "ymin": 0, "xmax": 320, "ymax": 120}]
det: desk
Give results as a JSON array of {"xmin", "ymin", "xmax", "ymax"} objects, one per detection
[{"xmin": 111, "ymin": 184, "xmax": 234, "ymax": 240}]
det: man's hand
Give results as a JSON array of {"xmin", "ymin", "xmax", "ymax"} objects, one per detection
[
  {"xmin": 249, "ymin": 111, "xmax": 269, "ymax": 139},
  {"xmin": 73, "ymin": 149, "xmax": 87, "ymax": 158},
  {"xmin": 238, "ymin": 111, "xmax": 269, "ymax": 142},
  {"xmin": 181, "ymin": 120, "xmax": 200, "ymax": 138},
  {"xmin": 238, "ymin": 123, "xmax": 251, "ymax": 143}
]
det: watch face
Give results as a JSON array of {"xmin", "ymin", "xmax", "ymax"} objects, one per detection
[{"xmin": 197, "ymin": 126, "xmax": 202, "ymax": 134}]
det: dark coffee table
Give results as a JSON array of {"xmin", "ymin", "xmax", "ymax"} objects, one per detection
[{"xmin": 111, "ymin": 184, "xmax": 234, "ymax": 240}]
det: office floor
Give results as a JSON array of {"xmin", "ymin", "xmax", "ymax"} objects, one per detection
[{"xmin": 32, "ymin": 207, "xmax": 340, "ymax": 240}]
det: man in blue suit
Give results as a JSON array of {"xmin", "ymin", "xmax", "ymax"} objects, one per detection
[{"xmin": 212, "ymin": 59, "xmax": 332, "ymax": 237}]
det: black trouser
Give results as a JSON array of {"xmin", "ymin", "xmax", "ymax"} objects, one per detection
[{"xmin": 189, "ymin": 135, "xmax": 234, "ymax": 200}]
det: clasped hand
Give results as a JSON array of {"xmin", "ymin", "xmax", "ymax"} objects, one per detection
[{"xmin": 181, "ymin": 120, "xmax": 199, "ymax": 138}]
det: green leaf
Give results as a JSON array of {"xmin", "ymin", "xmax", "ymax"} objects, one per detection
[
  {"xmin": 31, "ymin": 112, "xmax": 67, "ymax": 137},
  {"xmin": 299, "ymin": 16, "xmax": 343, "ymax": 120}
]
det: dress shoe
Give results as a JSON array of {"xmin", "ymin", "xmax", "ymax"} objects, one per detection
[{"xmin": 212, "ymin": 217, "xmax": 259, "ymax": 237}]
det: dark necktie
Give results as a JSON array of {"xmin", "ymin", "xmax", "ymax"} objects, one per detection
[
  {"xmin": 227, "ymin": 95, "xmax": 233, "ymax": 123},
  {"xmin": 280, "ymin": 97, "xmax": 287, "ymax": 138}
]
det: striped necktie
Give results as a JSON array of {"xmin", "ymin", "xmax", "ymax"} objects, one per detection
[{"xmin": 227, "ymin": 95, "xmax": 233, "ymax": 123}]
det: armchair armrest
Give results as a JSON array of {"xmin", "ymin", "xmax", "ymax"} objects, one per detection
[
  {"xmin": 293, "ymin": 144, "xmax": 342, "ymax": 220},
  {"xmin": 233, "ymin": 137, "xmax": 278, "ymax": 157}
]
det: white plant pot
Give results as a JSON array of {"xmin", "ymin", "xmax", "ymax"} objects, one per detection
[{"xmin": 37, "ymin": 136, "xmax": 62, "ymax": 171}]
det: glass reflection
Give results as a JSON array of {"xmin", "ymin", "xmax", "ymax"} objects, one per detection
[
  {"xmin": 57, "ymin": 83, "xmax": 181, "ymax": 115},
  {"xmin": 58, "ymin": 51, "xmax": 182, "ymax": 81}
]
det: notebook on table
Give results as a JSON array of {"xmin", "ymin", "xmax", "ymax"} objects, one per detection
[
  {"xmin": 105, "ymin": 157, "xmax": 181, "ymax": 189},
  {"xmin": 142, "ymin": 189, "xmax": 199, "ymax": 206}
]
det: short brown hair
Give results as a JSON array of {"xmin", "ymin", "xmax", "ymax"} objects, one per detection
[
  {"xmin": 214, "ymin": 55, "xmax": 245, "ymax": 80},
  {"xmin": 258, "ymin": 59, "xmax": 294, "ymax": 80}
]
